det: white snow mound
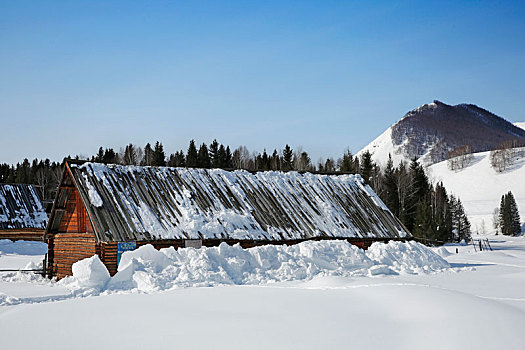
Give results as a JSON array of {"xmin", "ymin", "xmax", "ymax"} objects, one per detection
[
  {"xmin": 367, "ymin": 240, "xmax": 451, "ymax": 273},
  {"xmin": 62, "ymin": 240, "xmax": 449, "ymax": 293},
  {"xmin": 68, "ymin": 255, "xmax": 110, "ymax": 290}
]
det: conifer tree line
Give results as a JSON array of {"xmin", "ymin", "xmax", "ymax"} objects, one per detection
[
  {"xmin": 497, "ymin": 191, "xmax": 522, "ymax": 236},
  {"xmin": 373, "ymin": 154, "xmax": 471, "ymax": 244},
  {"xmin": 0, "ymin": 159, "xmax": 63, "ymax": 204},
  {"xmin": 88, "ymin": 140, "xmax": 323, "ymax": 171},
  {"xmin": 1, "ymin": 140, "xmax": 471, "ymax": 243}
]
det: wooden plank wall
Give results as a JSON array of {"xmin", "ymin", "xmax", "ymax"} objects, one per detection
[
  {"xmin": 51, "ymin": 233, "xmax": 97, "ymax": 279},
  {"xmin": 48, "ymin": 183, "xmax": 97, "ymax": 279},
  {"xmin": 0, "ymin": 228, "xmax": 45, "ymax": 241},
  {"xmin": 57, "ymin": 189, "xmax": 94, "ymax": 234}
]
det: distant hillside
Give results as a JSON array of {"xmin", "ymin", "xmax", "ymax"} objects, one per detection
[
  {"xmin": 358, "ymin": 101, "xmax": 525, "ymax": 166},
  {"xmin": 428, "ymin": 149, "xmax": 525, "ymax": 234}
]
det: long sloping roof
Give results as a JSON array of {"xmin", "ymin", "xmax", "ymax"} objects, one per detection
[
  {"xmin": 0, "ymin": 184, "xmax": 48, "ymax": 230},
  {"xmin": 55, "ymin": 162, "xmax": 410, "ymax": 243}
]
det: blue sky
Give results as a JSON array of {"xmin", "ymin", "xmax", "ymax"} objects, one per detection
[{"xmin": 1, "ymin": 1, "xmax": 524, "ymax": 165}]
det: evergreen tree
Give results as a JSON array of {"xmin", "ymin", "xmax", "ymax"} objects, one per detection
[
  {"xmin": 15, "ymin": 159, "xmax": 31, "ymax": 184},
  {"xmin": 168, "ymin": 151, "xmax": 185, "ymax": 167},
  {"xmin": 508, "ymin": 192, "xmax": 521, "ymax": 236},
  {"xmin": 141, "ymin": 143, "xmax": 154, "ymax": 166},
  {"xmin": 451, "ymin": 195, "xmax": 471, "ymax": 242},
  {"xmin": 225, "ymin": 146, "xmax": 233, "ymax": 168},
  {"xmin": 500, "ymin": 192, "xmax": 521, "ymax": 236},
  {"xmin": 270, "ymin": 149, "xmax": 280, "ymax": 170},
  {"xmin": 0, "ymin": 164, "xmax": 13, "ymax": 183},
  {"xmin": 6, "ymin": 166, "xmax": 16, "ymax": 183},
  {"xmin": 433, "ymin": 182, "xmax": 453, "ymax": 243},
  {"xmin": 217, "ymin": 145, "xmax": 227, "ymax": 168},
  {"xmin": 282, "ymin": 145, "xmax": 293, "ymax": 171},
  {"xmin": 152, "ymin": 141, "xmax": 166, "ymax": 166},
  {"xmin": 197, "ymin": 143, "xmax": 211, "ymax": 168},
  {"xmin": 359, "ymin": 151, "xmax": 374, "ymax": 185},
  {"xmin": 261, "ymin": 150, "xmax": 270, "ymax": 170},
  {"xmin": 209, "ymin": 139, "xmax": 220, "ymax": 168},
  {"xmin": 382, "ymin": 154, "xmax": 399, "ymax": 216},
  {"xmin": 339, "ymin": 149, "xmax": 355, "ymax": 172},
  {"xmin": 413, "ymin": 199, "xmax": 433, "ymax": 240},
  {"xmin": 410, "ymin": 159, "xmax": 430, "ymax": 200},
  {"xmin": 185, "ymin": 140, "xmax": 198, "ymax": 168},
  {"xmin": 102, "ymin": 148, "xmax": 118, "ymax": 164},
  {"xmin": 94, "ymin": 147, "xmax": 104, "ymax": 162},
  {"xmin": 403, "ymin": 159, "xmax": 431, "ymax": 233}
]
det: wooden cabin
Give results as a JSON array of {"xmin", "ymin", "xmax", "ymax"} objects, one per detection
[
  {"xmin": 0, "ymin": 184, "xmax": 48, "ymax": 241},
  {"xmin": 45, "ymin": 160, "xmax": 411, "ymax": 279}
]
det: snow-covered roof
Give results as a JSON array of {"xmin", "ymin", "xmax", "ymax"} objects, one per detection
[
  {"xmin": 48, "ymin": 161, "xmax": 410, "ymax": 242},
  {"xmin": 0, "ymin": 184, "xmax": 48, "ymax": 230}
]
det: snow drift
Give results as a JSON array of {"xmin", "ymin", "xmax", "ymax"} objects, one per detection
[
  {"xmin": 60, "ymin": 240, "xmax": 450, "ymax": 293},
  {"xmin": 0, "ymin": 239, "xmax": 48, "ymax": 256}
]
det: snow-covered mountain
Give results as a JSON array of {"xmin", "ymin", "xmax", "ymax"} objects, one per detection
[
  {"xmin": 358, "ymin": 100, "xmax": 525, "ymax": 166},
  {"xmin": 428, "ymin": 149, "xmax": 525, "ymax": 234},
  {"xmin": 515, "ymin": 122, "xmax": 525, "ymax": 131}
]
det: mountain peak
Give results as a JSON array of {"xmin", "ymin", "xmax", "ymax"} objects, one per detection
[{"xmin": 359, "ymin": 101, "xmax": 525, "ymax": 166}]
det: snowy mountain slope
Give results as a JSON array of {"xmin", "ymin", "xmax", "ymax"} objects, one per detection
[
  {"xmin": 358, "ymin": 101, "xmax": 525, "ymax": 166},
  {"xmin": 356, "ymin": 123, "xmax": 416, "ymax": 166},
  {"xmin": 428, "ymin": 150, "xmax": 525, "ymax": 233},
  {"xmin": 515, "ymin": 122, "xmax": 525, "ymax": 130}
]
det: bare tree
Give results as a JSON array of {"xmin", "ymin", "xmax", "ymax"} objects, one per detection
[
  {"xmin": 492, "ymin": 207, "xmax": 500, "ymax": 234},
  {"xmin": 490, "ymin": 140, "xmax": 524, "ymax": 172},
  {"xmin": 324, "ymin": 158, "xmax": 335, "ymax": 172},
  {"xmin": 490, "ymin": 148, "xmax": 508, "ymax": 172},
  {"xmin": 291, "ymin": 147, "xmax": 314, "ymax": 171},
  {"xmin": 121, "ymin": 144, "xmax": 140, "ymax": 165},
  {"xmin": 447, "ymin": 144, "xmax": 473, "ymax": 171},
  {"xmin": 232, "ymin": 146, "xmax": 250, "ymax": 170},
  {"xmin": 34, "ymin": 167, "xmax": 49, "ymax": 201}
]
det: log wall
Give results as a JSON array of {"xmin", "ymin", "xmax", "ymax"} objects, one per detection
[
  {"xmin": 57, "ymin": 189, "xmax": 94, "ymax": 234},
  {"xmin": 50, "ymin": 233, "xmax": 97, "ymax": 279},
  {"xmin": 48, "ymin": 181, "xmax": 97, "ymax": 279},
  {"xmin": 0, "ymin": 228, "xmax": 45, "ymax": 241}
]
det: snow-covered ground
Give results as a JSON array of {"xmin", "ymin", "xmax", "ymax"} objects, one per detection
[
  {"xmin": 428, "ymin": 150, "xmax": 525, "ymax": 234},
  {"xmin": 1, "ymin": 238, "xmax": 525, "ymax": 349}
]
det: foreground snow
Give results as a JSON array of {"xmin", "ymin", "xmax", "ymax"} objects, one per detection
[{"xmin": 1, "ymin": 237, "xmax": 525, "ymax": 349}]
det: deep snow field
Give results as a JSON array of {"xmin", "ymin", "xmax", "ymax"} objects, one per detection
[{"xmin": 1, "ymin": 237, "xmax": 525, "ymax": 350}]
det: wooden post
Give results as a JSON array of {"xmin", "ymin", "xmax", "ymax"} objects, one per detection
[{"xmin": 41, "ymin": 253, "xmax": 47, "ymax": 277}]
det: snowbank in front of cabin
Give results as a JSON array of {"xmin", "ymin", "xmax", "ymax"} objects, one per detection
[
  {"xmin": 70, "ymin": 255, "xmax": 111, "ymax": 289},
  {"xmin": 0, "ymin": 239, "xmax": 47, "ymax": 256},
  {"xmin": 60, "ymin": 240, "xmax": 450, "ymax": 293},
  {"xmin": 367, "ymin": 240, "xmax": 451, "ymax": 274}
]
